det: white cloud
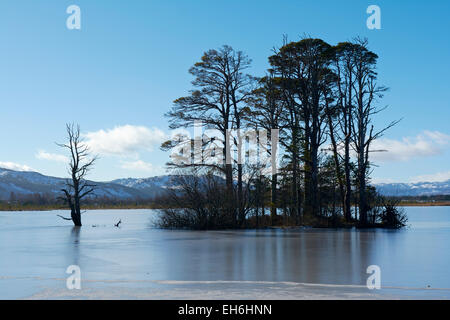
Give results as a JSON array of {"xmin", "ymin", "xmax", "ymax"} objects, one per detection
[
  {"xmin": 84, "ymin": 125, "xmax": 167, "ymax": 156},
  {"xmin": 0, "ymin": 161, "xmax": 35, "ymax": 172},
  {"xmin": 370, "ymin": 130, "xmax": 450, "ymax": 162},
  {"xmin": 120, "ymin": 160, "xmax": 164, "ymax": 174},
  {"xmin": 36, "ymin": 150, "xmax": 68, "ymax": 163},
  {"xmin": 409, "ymin": 171, "xmax": 450, "ymax": 183},
  {"xmin": 421, "ymin": 130, "xmax": 450, "ymax": 145}
]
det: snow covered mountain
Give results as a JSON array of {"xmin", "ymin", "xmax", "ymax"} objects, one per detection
[
  {"xmin": 0, "ymin": 167, "xmax": 150, "ymax": 201},
  {"xmin": 111, "ymin": 175, "xmax": 181, "ymax": 199},
  {"xmin": 112, "ymin": 175, "xmax": 177, "ymax": 191},
  {"xmin": 374, "ymin": 180, "xmax": 450, "ymax": 197},
  {"xmin": 112, "ymin": 176, "xmax": 450, "ymax": 197}
]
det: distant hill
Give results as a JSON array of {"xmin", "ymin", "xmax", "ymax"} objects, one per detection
[
  {"xmin": 111, "ymin": 175, "xmax": 181, "ymax": 199},
  {"xmin": 0, "ymin": 167, "xmax": 150, "ymax": 201},
  {"xmin": 374, "ymin": 180, "xmax": 450, "ymax": 197},
  {"xmin": 1, "ymin": 167, "xmax": 449, "ymax": 201}
]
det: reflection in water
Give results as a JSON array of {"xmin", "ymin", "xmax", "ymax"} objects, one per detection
[
  {"xmin": 157, "ymin": 222, "xmax": 449, "ymax": 288},
  {"xmin": 0, "ymin": 207, "xmax": 450, "ymax": 291},
  {"xmin": 67, "ymin": 226, "xmax": 81, "ymax": 267},
  {"xmin": 161, "ymin": 229, "xmax": 380, "ymax": 285}
]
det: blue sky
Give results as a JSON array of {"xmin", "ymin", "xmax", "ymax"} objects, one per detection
[{"xmin": 0, "ymin": 0, "xmax": 449, "ymax": 183}]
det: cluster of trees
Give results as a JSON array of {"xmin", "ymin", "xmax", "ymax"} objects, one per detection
[{"xmin": 160, "ymin": 37, "xmax": 405, "ymax": 229}]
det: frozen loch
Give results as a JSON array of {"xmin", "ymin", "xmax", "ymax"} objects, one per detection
[{"xmin": 1, "ymin": 208, "xmax": 450, "ymax": 299}]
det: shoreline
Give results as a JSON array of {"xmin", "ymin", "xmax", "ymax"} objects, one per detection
[{"xmin": 398, "ymin": 202, "xmax": 450, "ymax": 207}]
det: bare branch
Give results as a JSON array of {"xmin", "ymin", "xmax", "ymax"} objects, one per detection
[{"xmin": 57, "ymin": 214, "xmax": 72, "ymax": 221}]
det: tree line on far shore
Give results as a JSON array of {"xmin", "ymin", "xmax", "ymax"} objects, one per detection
[{"xmin": 158, "ymin": 36, "xmax": 407, "ymax": 230}]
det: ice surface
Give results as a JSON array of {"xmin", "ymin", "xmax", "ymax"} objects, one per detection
[{"xmin": 1, "ymin": 207, "xmax": 450, "ymax": 299}]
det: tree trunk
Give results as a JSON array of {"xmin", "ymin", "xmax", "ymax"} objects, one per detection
[
  {"xmin": 326, "ymin": 111, "xmax": 346, "ymax": 222},
  {"xmin": 344, "ymin": 138, "xmax": 352, "ymax": 222},
  {"xmin": 310, "ymin": 141, "xmax": 320, "ymax": 217},
  {"xmin": 270, "ymin": 173, "xmax": 277, "ymax": 225},
  {"xmin": 358, "ymin": 151, "xmax": 367, "ymax": 226},
  {"xmin": 303, "ymin": 144, "xmax": 312, "ymax": 219},
  {"xmin": 224, "ymin": 130, "xmax": 236, "ymax": 226},
  {"xmin": 292, "ymin": 147, "xmax": 299, "ymax": 225},
  {"xmin": 71, "ymin": 210, "xmax": 82, "ymax": 226},
  {"xmin": 225, "ymin": 163, "xmax": 235, "ymax": 224},
  {"xmin": 237, "ymin": 163, "xmax": 244, "ymax": 225},
  {"xmin": 73, "ymin": 195, "xmax": 82, "ymax": 226}
]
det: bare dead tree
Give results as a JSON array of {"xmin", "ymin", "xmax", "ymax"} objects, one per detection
[{"xmin": 57, "ymin": 123, "xmax": 97, "ymax": 226}]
